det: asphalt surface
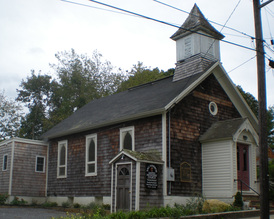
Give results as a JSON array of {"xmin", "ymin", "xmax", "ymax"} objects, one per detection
[{"xmin": 0, "ymin": 207, "xmax": 67, "ymax": 219}]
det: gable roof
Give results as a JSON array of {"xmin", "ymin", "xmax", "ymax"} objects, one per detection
[
  {"xmin": 42, "ymin": 61, "xmax": 208, "ymax": 140},
  {"xmin": 42, "ymin": 60, "xmax": 258, "ymax": 140},
  {"xmin": 109, "ymin": 149, "xmax": 164, "ymax": 165},
  {"xmin": 170, "ymin": 4, "xmax": 224, "ymax": 41},
  {"xmin": 199, "ymin": 118, "xmax": 259, "ymax": 145}
]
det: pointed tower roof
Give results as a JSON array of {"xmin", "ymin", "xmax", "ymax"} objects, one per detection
[{"xmin": 170, "ymin": 4, "xmax": 224, "ymax": 41}]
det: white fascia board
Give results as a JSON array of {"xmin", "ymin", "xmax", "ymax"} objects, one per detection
[
  {"xmin": 165, "ymin": 62, "xmax": 219, "ymax": 111},
  {"xmin": 213, "ymin": 64, "xmax": 258, "ymax": 132},
  {"xmin": 0, "ymin": 137, "xmax": 48, "ymax": 147},
  {"xmin": 233, "ymin": 119, "xmax": 259, "ymax": 145}
]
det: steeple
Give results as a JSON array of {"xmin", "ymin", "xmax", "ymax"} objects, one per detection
[{"xmin": 171, "ymin": 4, "xmax": 224, "ymax": 82}]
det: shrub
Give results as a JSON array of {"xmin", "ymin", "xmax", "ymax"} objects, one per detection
[
  {"xmin": 10, "ymin": 197, "xmax": 28, "ymax": 206},
  {"xmin": 233, "ymin": 192, "xmax": 243, "ymax": 209},
  {"xmin": 62, "ymin": 201, "xmax": 71, "ymax": 208},
  {"xmin": 42, "ymin": 201, "xmax": 58, "ymax": 208},
  {"xmin": 73, "ymin": 203, "xmax": 81, "ymax": 208},
  {"xmin": 0, "ymin": 193, "xmax": 9, "ymax": 205},
  {"xmin": 202, "ymin": 199, "xmax": 230, "ymax": 213}
]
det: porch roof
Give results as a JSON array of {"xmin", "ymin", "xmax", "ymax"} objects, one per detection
[
  {"xmin": 109, "ymin": 149, "xmax": 164, "ymax": 165},
  {"xmin": 199, "ymin": 118, "xmax": 249, "ymax": 142}
]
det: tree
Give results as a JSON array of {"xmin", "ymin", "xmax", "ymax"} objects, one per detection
[
  {"xmin": 117, "ymin": 61, "xmax": 174, "ymax": 92},
  {"xmin": 49, "ymin": 49, "xmax": 125, "ymax": 123},
  {"xmin": 16, "ymin": 71, "xmax": 55, "ymax": 139},
  {"xmin": 16, "ymin": 49, "xmax": 126, "ymax": 139},
  {"xmin": 0, "ymin": 90, "xmax": 23, "ymax": 141},
  {"xmin": 237, "ymin": 85, "xmax": 274, "ymax": 148}
]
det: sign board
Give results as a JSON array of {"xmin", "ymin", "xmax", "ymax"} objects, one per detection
[{"xmin": 146, "ymin": 164, "xmax": 158, "ymax": 189}]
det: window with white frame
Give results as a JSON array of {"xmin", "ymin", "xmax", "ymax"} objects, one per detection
[
  {"xmin": 36, "ymin": 156, "xmax": 45, "ymax": 173},
  {"xmin": 85, "ymin": 134, "xmax": 97, "ymax": 176},
  {"xmin": 120, "ymin": 126, "xmax": 135, "ymax": 151},
  {"xmin": 2, "ymin": 154, "xmax": 8, "ymax": 171},
  {"xmin": 57, "ymin": 140, "xmax": 68, "ymax": 178}
]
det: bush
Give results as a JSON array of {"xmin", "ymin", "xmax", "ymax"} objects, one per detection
[
  {"xmin": 62, "ymin": 201, "xmax": 71, "ymax": 208},
  {"xmin": 10, "ymin": 197, "xmax": 27, "ymax": 206},
  {"xmin": 73, "ymin": 203, "xmax": 81, "ymax": 208},
  {"xmin": 202, "ymin": 199, "xmax": 230, "ymax": 213},
  {"xmin": 0, "ymin": 193, "xmax": 9, "ymax": 205},
  {"xmin": 42, "ymin": 201, "xmax": 58, "ymax": 207},
  {"xmin": 233, "ymin": 192, "xmax": 243, "ymax": 209}
]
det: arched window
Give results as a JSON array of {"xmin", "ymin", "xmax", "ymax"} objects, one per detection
[
  {"xmin": 123, "ymin": 132, "xmax": 132, "ymax": 150},
  {"xmin": 120, "ymin": 127, "xmax": 135, "ymax": 151},
  {"xmin": 58, "ymin": 140, "xmax": 67, "ymax": 178},
  {"xmin": 85, "ymin": 134, "xmax": 97, "ymax": 176}
]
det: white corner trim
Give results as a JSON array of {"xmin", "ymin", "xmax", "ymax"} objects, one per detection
[
  {"xmin": 135, "ymin": 162, "xmax": 140, "ymax": 211},
  {"xmin": 9, "ymin": 140, "xmax": 15, "ymax": 195},
  {"xmin": 162, "ymin": 112, "xmax": 167, "ymax": 196}
]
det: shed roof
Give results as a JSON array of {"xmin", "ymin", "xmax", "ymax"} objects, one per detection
[{"xmin": 170, "ymin": 4, "xmax": 224, "ymax": 41}]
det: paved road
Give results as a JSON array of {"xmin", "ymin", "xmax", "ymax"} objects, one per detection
[{"xmin": 0, "ymin": 207, "xmax": 67, "ymax": 219}]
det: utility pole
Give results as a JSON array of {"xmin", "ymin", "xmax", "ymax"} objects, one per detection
[{"xmin": 253, "ymin": 0, "xmax": 273, "ymax": 218}]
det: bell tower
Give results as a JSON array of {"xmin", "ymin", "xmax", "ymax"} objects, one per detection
[
  {"xmin": 171, "ymin": 4, "xmax": 224, "ymax": 81},
  {"xmin": 171, "ymin": 4, "xmax": 224, "ymax": 62}
]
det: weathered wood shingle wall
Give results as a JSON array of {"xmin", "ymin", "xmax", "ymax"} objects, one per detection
[
  {"xmin": 0, "ymin": 142, "xmax": 12, "ymax": 194},
  {"xmin": 12, "ymin": 141, "xmax": 48, "ymax": 197},
  {"xmin": 47, "ymin": 115, "xmax": 162, "ymax": 198},
  {"xmin": 168, "ymin": 74, "xmax": 241, "ymax": 196}
]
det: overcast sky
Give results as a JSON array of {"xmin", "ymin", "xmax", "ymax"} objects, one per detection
[{"xmin": 0, "ymin": 0, "xmax": 274, "ymax": 107}]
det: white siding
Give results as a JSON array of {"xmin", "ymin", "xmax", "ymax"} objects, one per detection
[{"xmin": 202, "ymin": 140, "xmax": 234, "ymax": 198}]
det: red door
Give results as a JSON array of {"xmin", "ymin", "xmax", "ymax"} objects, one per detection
[{"xmin": 237, "ymin": 143, "xmax": 250, "ymax": 190}]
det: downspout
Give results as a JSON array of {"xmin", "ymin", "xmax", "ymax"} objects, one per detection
[
  {"xmin": 9, "ymin": 139, "xmax": 15, "ymax": 196},
  {"xmin": 45, "ymin": 142, "xmax": 49, "ymax": 198},
  {"xmin": 168, "ymin": 110, "xmax": 171, "ymax": 195}
]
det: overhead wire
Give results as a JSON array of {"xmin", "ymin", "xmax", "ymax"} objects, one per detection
[
  {"xmin": 60, "ymin": 0, "xmax": 257, "ymax": 52},
  {"xmin": 227, "ymin": 56, "xmax": 257, "ymax": 73},
  {"xmin": 153, "ymin": 0, "xmax": 255, "ymax": 40}
]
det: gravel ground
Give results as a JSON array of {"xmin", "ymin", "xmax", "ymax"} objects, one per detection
[{"xmin": 0, "ymin": 207, "xmax": 67, "ymax": 219}]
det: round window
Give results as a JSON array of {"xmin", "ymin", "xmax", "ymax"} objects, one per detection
[{"xmin": 209, "ymin": 102, "xmax": 218, "ymax": 116}]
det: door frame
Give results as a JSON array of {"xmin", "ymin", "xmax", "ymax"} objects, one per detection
[
  {"xmin": 236, "ymin": 143, "xmax": 251, "ymax": 191},
  {"xmin": 115, "ymin": 162, "xmax": 132, "ymax": 212}
]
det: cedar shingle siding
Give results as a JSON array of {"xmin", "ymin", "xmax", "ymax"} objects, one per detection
[
  {"xmin": 47, "ymin": 115, "xmax": 162, "ymax": 198},
  {"xmin": 167, "ymin": 74, "xmax": 240, "ymax": 196}
]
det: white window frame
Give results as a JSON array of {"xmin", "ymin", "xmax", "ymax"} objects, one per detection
[
  {"xmin": 57, "ymin": 140, "xmax": 68, "ymax": 178},
  {"xmin": 2, "ymin": 154, "xmax": 8, "ymax": 171},
  {"xmin": 35, "ymin": 156, "xmax": 45, "ymax": 173},
  {"xmin": 120, "ymin": 126, "xmax": 135, "ymax": 151},
  {"xmin": 85, "ymin": 134, "xmax": 97, "ymax": 176}
]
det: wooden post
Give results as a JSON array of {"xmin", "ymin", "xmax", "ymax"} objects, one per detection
[{"xmin": 253, "ymin": 0, "xmax": 270, "ymax": 218}]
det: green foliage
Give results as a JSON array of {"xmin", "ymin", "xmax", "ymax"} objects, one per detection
[
  {"xmin": 0, "ymin": 90, "xmax": 23, "ymax": 141},
  {"xmin": 16, "ymin": 71, "xmax": 55, "ymax": 139},
  {"xmin": 237, "ymin": 86, "xmax": 274, "ymax": 149},
  {"xmin": 73, "ymin": 203, "xmax": 81, "ymax": 208},
  {"xmin": 233, "ymin": 192, "xmax": 243, "ymax": 208},
  {"xmin": 16, "ymin": 50, "xmax": 126, "ymax": 139},
  {"xmin": 117, "ymin": 61, "xmax": 174, "ymax": 92},
  {"xmin": 10, "ymin": 196, "xmax": 28, "ymax": 206},
  {"xmin": 62, "ymin": 201, "xmax": 71, "ymax": 208},
  {"xmin": 42, "ymin": 201, "xmax": 58, "ymax": 207},
  {"xmin": 0, "ymin": 193, "xmax": 9, "ymax": 205}
]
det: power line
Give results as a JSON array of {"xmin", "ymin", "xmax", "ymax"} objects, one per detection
[
  {"xmin": 153, "ymin": 0, "xmax": 255, "ymax": 40},
  {"xmin": 75, "ymin": 0, "xmax": 256, "ymax": 52},
  {"xmin": 227, "ymin": 55, "xmax": 256, "ymax": 73}
]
